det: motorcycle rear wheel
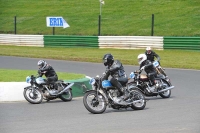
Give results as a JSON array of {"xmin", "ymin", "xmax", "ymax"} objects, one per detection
[
  {"xmin": 23, "ymin": 87, "xmax": 43, "ymax": 104},
  {"xmin": 130, "ymin": 89, "xmax": 146, "ymax": 110},
  {"xmin": 83, "ymin": 91, "xmax": 107, "ymax": 114},
  {"xmin": 59, "ymin": 90, "xmax": 72, "ymax": 101}
]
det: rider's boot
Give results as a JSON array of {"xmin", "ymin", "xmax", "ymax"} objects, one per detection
[
  {"xmin": 113, "ymin": 88, "xmax": 123, "ymax": 103},
  {"xmin": 148, "ymin": 80, "xmax": 156, "ymax": 92},
  {"xmin": 121, "ymin": 88, "xmax": 130, "ymax": 101},
  {"xmin": 115, "ymin": 88, "xmax": 130, "ymax": 102}
]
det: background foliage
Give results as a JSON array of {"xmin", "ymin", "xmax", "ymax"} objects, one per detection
[{"xmin": 0, "ymin": 0, "xmax": 199, "ymax": 36}]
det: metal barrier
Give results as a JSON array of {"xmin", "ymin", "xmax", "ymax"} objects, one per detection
[
  {"xmin": 44, "ymin": 35, "xmax": 99, "ymax": 48},
  {"xmin": 0, "ymin": 34, "xmax": 43, "ymax": 47},
  {"xmin": 99, "ymin": 36, "xmax": 164, "ymax": 50},
  {"xmin": 164, "ymin": 37, "xmax": 200, "ymax": 50},
  {"xmin": 1, "ymin": 34, "xmax": 200, "ymax": 50}
]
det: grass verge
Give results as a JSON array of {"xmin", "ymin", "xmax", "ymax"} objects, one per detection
[
  {"xmin": 0, "ymin": 45, "xmax": 200, "ymax": 70},
  {"xmin": 0, "ymin": 69, "xmax": 85, "ymax": 82},
  {"xmin": 0, "ymin": 0, "xmax": 199, "ymax": 36}
]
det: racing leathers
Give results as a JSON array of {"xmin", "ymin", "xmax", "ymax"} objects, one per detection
[
  {"xmin": 38, "ymin": 64, "xmax": 58, "ymax": 84},
  {"xmin": 145, "ymin": 50, "xmax": 160, "ymax": 63},
  {"xmin": 103, "ymin": 60, "xmax": 128, "ymax": 97},
  {"xmin": 140, "ymin": 60, "xmax": 157, "ymax": 86}
]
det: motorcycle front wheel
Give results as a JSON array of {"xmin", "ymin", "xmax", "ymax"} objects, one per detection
[
  {"xmin": 59, "ymin": 90, "xmax": 72, "ymax": 102},
  {"xmin": 23, "ymin": 87, "xmax": 43, "ymax": 104},
  {"xmin": 130, "ymin": 89, "xmax": 146, "ymax": 110},
  {"xmin": 83, "ymin": 91, "xmax": 107, "ymax": 114}
]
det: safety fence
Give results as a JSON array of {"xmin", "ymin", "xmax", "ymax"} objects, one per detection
[
  {"xmin": 99, "ymin": 36, "xmax": 163, "ymax": 50},
  {"xmin": 44, "ymin": 35, "xmax": 99, "ymax": 48},
  {"xmin": 0, "ymin": 34, "xmax": 43, "ymax": 47},
  {"xmin": 163, "ymin": 37, "xmax": 200, "ymax": 50},
  {"xmin": 65, "ymin": 78, "xmax": 92, "ymax": 97},
  {"xmin": 0, "ymin": 34, "xmax": 200, "ymax": 50}
]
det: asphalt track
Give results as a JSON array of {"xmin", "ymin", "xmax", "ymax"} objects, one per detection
[{"xmin": 0, "ymin": 56, "xmax": 200, "ymax": 133}]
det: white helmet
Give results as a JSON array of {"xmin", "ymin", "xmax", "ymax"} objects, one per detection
[
  {"xmin": 146, "ymin": 47, "xmax": 152, "ymax": 54},
  {"xmin": 137, "ymin": 54, "xmax": 147, "ymax": 65}
]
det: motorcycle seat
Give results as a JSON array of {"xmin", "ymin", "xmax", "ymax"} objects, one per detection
[{"xmin": 119, "ymin": 78, "xmax": 128, "ymax": 86}]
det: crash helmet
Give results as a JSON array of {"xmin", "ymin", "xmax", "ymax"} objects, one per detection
[
  {"xmin": 102, "ymin": 54, "xmax": 114, "ymax": 66},
  {"xmin": 137, "ymin": 54, "xmax": 147, "ymax": 65},
  {"xmin": 146, "ymin": 46, "xmax": 152, "ymax": 54},
  {"xmin": 37, "ymin": 60, "xmax": 47, "ymax": 69}
]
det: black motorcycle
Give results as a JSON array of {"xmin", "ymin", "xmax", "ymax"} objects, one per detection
[
  {"xmin": 24, "ymin": 75, "xmax": 74, "ymax": 104},
  {"xmin": 128, "ymin": 67, "xmax": 174, "ymax": 98},
  {"xmin": 83, "ymin": 73, "xmax": 146, "ymax": 114}
]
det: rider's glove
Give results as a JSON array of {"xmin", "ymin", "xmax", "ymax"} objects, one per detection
[
  {"xmin": 105, "ymin": 69, "xmax": 110, "ymax": 74},
  {"xmin": 140, "ymin": 66, "xmax": 145, "ymax": 71}
]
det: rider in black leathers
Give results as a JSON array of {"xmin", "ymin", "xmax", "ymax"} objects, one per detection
[
  {"xmin": 138, "ymin": 54, "xmax": 157, "ymax": 87},
  {"xmin": 102, "ymin": 54, "xmax": 129, "ymax": 100},
  {"xmin": 37, "ymin": 60, "xmax": 58, "ymax": 86},
  {"xmin": 145, "ymin": 47, "xmax": 160, "ymax": 63}
]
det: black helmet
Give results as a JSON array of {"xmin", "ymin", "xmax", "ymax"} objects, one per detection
[
  {"xmin": 102, "ymin": 54, "xmax": 114, "ymax": 66},
  {"xmin": 37, "ymin": 60, "xmax": 47, "ymax": 69}
]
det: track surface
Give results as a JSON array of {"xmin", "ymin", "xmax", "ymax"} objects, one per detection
[{"xmin": 0, "ymin": 56, "xmax": 200, "ymax": 133}]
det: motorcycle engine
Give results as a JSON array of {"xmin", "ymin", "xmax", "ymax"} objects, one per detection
[
  {"xmin": 109, "ymin": 89, "xmax": 119, "ymax": 97},
  {"xmin": 43, "ymin": 90, "xmax": 51, "ymax": 98}
]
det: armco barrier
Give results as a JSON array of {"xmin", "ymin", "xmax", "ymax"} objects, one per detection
[
  {"xmin": 99, "ymin": 36, "xmax": 164, "ymax": 50},
  {"xmin": 65, "ymin": 78, "xmax": 92, "ymax": 97},
  {"xmin": 0, "ymin": 77, "xmax": 92, "ymax": 102},
  {"xmin": 0, "ymin": 34, "xmax": 44, "ymax": 47},
  {"xmin": 44, "ymin": 35, "xmax": 99, "ymax": 48},
  {"xmin": 164, "ymin": 36, "xmax": 200, "ymax": 50}
]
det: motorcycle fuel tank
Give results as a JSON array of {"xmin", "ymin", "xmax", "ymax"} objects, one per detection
[
  {"xmin": 102, "ymin": 80, "xmax": 112, "ymax": 88},
  {"xmin": 36, "ymin": 77, "xmax": 46, "ymax": 84}
]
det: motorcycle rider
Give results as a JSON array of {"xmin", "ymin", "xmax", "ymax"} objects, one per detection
[
  {"xmin": 145, "ymin": 47, "xmax": 161, "ymax": 63},
  {"xmin": 137, "ymin": 54, "xmax": 157, "ymax": 91},
  {"xmin": 102, "ymin": 53, "xmax": 129, "ymax": 102},
  {"xmin": 37, "ymin": 60, "xmax": 58, "ymax": 91}
]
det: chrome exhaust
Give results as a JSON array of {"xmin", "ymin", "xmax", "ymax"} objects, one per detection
[
  {"xmin": 58, "ymin": 83, "xmax": 74, "ymax": 94},
  {"xmin": 158, "ymin": 86, "xmax": 174, "ymax": 93},
  {"xmin": 132, "ymin": 99, "xmax": 144, "ymax": 104}
]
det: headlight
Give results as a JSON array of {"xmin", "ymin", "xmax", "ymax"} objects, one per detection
[
  {"xmin": 26, "ymin": 76, "xmax": 31, "ymax": 83},
  {"xmin": 89, "ymin": 78, "xmax": 96, "ymax": 85},
  {"xmin": 129, "ymin": 72, "xmax": 135, "ymax": 79},
  {"xmin": 153, "ymin": 61, "xmax": 159, "ymax": 67}
]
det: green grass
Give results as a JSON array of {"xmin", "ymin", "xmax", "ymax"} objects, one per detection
[
  {"xmin": 0, "ymin": 0, "xmax": 199, "ymax": 36},
  {"xmin": 0, "ymin": 45, "xmax": 200, "ymax": 70},
  {"xmin": 0, "ymin": 69, "xmax": 85, "ymax": 82}
]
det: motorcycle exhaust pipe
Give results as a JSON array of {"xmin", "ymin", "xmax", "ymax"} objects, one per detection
[
  {"xmin": 58, "ymin": 83, "xmax": 74, "ymax": 94},
  {"xmin": 158, "ymin": 86, "xmax": 174, "ymax": 93}
]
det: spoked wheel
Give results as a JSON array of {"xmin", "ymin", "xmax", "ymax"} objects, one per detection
[
  {"xmin": 23, "ymin": 87, "xmax": 43, "ymax": 104},
  {"xmin": 159, "ymin": 80, "xmax": 171, "ymax": 98},
  {"xmin": 59, "ymin": 90, "xmax": 72, "ymax": 102},
  {"xmin": 130, "ymin": 89, "xmax": 146, "ymax": 110},
  {"xmin": 83, "ymin": 91, "xmax": 107, "ymax": 114}
]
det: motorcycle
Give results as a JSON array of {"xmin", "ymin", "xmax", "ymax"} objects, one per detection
[
  {"xmin": 24, "ymin": 75, "xmax": 74, "ymax": 104},
  {"xmin": 83, "ymin": 73, "xmax": 146, "ymax": 114},
  {"xmin": 129, "ymin": 67, "xmax": 174, "ymax": 98},
  {"xmin": 153, "ymin": 60, "xmax": 167, "ymax": 76}
]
